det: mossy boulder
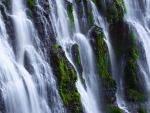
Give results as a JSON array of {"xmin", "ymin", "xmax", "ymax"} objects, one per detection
[
  {"xmin": 90, "ymin": 25, "xmax": 117, "ymax": 104},
  {"xmin": 50, "ymin": 42, "xmax": 83, "ymax": 113}
]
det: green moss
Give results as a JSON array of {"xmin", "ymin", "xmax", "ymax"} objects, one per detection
[
  {"xmin": 75, "ymin": 0, "xmax": 81, "ymax": 2},
  {"xmin": 130, "ymin": 46, "xmax": 140, "ymax": 59},
  {"xmin": 115, "ymin": 0, "xmax": 121, "ymax": 7},
  {"xmin": 6, "ymin": 1, "xmax": 10, "ymax": 7},
  {"xmin": 48, "ymin": 6, "xmax": 51, "ymax": 11},
  {"xmin": 92, "ymin": 26, "xmax": 116, "ymax": 88},
  {"xmin": 125, "ymin": 60, "xmax": 138, "ymax": 89},
  {"xmin": 91, "ymin": 0, "xmax": 97, "ymax": 3},
  {"xmin": 106, "ymin": 0, "xmax": 126, "ymax": 23},
  {"xmin": 53, "ymin": 43, "xmax": 59, "ymax": 50},
  {"xmin": 87, "ymin": 8, "xmax": 94, "ymax": 26},
  {"xmin": 138, "ymin": 107, "xmax": 147, "ymax": 113},
  {"xmin": 107, "ymin": 6, "xmax": 118, "ymax": 24},
  {"xmin": 56, "ymin": 53, "xmax": 82, "ymax": 112},
  {"xmin": 106, "ymin": 106, "xmax": 123, "ymax": 113},
  {"xmin": 129, "ymin": 31, "xmax": 137, "ymax": 45},
  {"xmin": 28, "ymin": 0, "xmax": 35, "ymax": 8},
  {"xmin": 128, "ymin": 89, "xmax": 147, "ymax": 102},
  {"xmin": 68, "ymin": 4, "xmax": 74, "ymax": 27},
  {"xmin": 124, "ymin": 59, "xmax": 146, "ymax": 102},
  {"xmin": 72, "ymin": 44, "xmax": 86, "ymax": 86}
]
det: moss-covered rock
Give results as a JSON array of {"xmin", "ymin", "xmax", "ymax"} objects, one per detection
[
  {"xmin": 90, "ymin": 25, "xmax": 117, "ymax": 105},
  {"xmin": 105, "ymin": 0, "xmax": 126, "ymax": 24},
  {"xmin": 50, "ymin": 42, "xmax": 83, "ymax": 113},
  {"xmin": 71, "ymin": 44, "xmax": 86, "ymax": 87},
  {"xmin": 124, "ymin": 59, "xmax": 146, "ymax": 102},
  {"xmin": 109, "ymin": 20, "xmax": 146, "ymax": 103}
]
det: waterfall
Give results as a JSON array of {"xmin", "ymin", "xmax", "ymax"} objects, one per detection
[
  {"xmin": 1, "ymin": 0, "xmax": 150, "ymax": 113},
  {"xmin": 49, "ymin": 0, "xmax": 102, "ymax": 113},
  {"xmin": 0, "ymin": 0, "xmax": 65, "ymax": 113}
]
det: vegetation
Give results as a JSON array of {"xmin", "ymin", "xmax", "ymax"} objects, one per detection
[
  {"xmin": 75, "ymin": 0, "xmax": 81, "ymax": 2},
  {"xmin": 28, "ymin": 0, "xmax": 35, "ymax": 8},
  {"xmin": 68, "ymin": 3, "xmax": 74, "ymax": 27},
  {"xmin": 122, "ymin": 0, "xmax": 127, "ymax": 13},
  {"xmin": 87, "ymin": 8, "xmax": 94, "ymax": 26},
  {"xmin": 53, "ymin": 42, "xmax": 59, "ymax": 50},
  {"xmin": 54, "ymin": 50, "xmax": 82, "ymax": 112},
  {"xmin": 106, "ymin": 106, "xmax": 123, "ymax": 113},
  {"xmin": 91, "ymin": 26, "xmax": 116, "ymax": 88},
  {"xmin": 71, "ymin": 44, "xmax": 86, "ymax": 86},
  {"xmin": 107, "ymin": 6, "xmax": 118, "ymax": 24},
  {"xmin": 106, "ymin": 0, "xmax": 126, "ymax": 24},
  {"xmin": 138, "ymin": 107, "xmax": 147, "ymax": 113}
]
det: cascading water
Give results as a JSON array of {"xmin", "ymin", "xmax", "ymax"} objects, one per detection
[
  {"xmin": 49, "ymin": 0, "xmax": 102, "ymax": 113},
  {"xmin": 0, "ymin": 0, "xmax": 65, "ymax": 113},
  {"xmin": 1, "ymin": 0, "xmax": 150, "ymax": 112}
]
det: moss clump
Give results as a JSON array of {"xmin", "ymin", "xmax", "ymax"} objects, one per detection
[
  {"xmin": 87, "ymin": 8, "xmax": 94, "ymax": 26},
  {"xmin": 129, "ymin": 46, "xmax": 140, "ymax": 59},
  {"xmin": 107, "ymin": 6, "xmax": 118, "ymax": 24},
  {"xmin": 115, "ymin": 0, "xmax": 121, "ymax": 7},
  {"xmin": 28, "ymin": 0, "xmax": 35, "ymax": 8},
  {"xmin": 53, "ymin": 43, "xmax": 59, "ymax": 50},
  {"xmin": 68, "ymin": 3, "xmax": 74, "ymax": 27},
  {"xmin": 124, "ymin": 59, "xmax": 146, "ymax": 102},
  {"xmin": 138, "ymin": 107, "xmax": 147, "ymax": 113},
  {"xmin": 55, "ymin": 52, "xmax": 82, "ymax": 113},
  {"xmin": 91, "ymin": 0, "xmax": 97, "ymax": 3},
  {"xmin": 106, "ymin": 106, "xmax": 123, "ymax": 113},
  {"xmin": 106, "ymin": 0, "xmax": 126, "ymax": 24}
]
